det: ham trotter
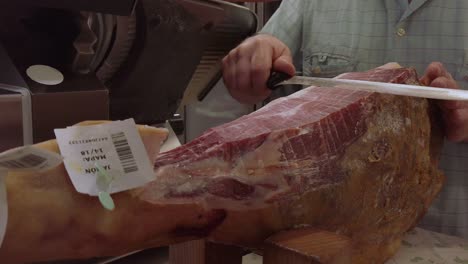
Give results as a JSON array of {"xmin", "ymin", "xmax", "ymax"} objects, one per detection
[{"xmin": 0, "ymin": 64, "xmax": 444, "ymax": 264}]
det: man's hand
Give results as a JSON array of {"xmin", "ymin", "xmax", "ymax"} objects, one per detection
[
  {"xmin": 420, "ymin": 62, "xmax": 468, "ymax": 142},
  {"xmin": 222, "ymin": 34, "xmax": 295, "ymax": 104}
]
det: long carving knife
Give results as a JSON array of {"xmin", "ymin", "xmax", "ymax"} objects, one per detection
[{"xmin": 266, "ymin": 71, "xmax": 468, "ymax": 101}]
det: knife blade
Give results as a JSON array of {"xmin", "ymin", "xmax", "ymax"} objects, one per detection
[{"xmin": 266, "ymin": 71, "xmax": 468, "ymax": 101}]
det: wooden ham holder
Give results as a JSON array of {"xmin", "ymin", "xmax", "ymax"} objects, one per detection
[{"xmin": 169, "ymin": 228, "xmax": 352, "ymax": 264}]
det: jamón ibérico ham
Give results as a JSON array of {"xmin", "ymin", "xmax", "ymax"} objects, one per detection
[{"xmin": 0, "ymin": 64, "xmax": 444, "ymax": 264}]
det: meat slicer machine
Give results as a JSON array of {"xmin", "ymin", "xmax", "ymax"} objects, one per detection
[{"xmin": 0, "ymin": 0, "xmax": 258, "ymax": 152}]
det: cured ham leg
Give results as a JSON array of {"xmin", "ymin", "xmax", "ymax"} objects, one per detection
[{"xmin": 0, "ymin": 64, "xmax": 444, "ymax": 264}]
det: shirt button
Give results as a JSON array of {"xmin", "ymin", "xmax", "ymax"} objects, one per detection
[
  {"xmin": 318, "ymin": 55, "xmax": 328, "ymax": 63},
  {"xmin": 313, "ymin": 66, "xmax": 321, "ymax": 74},
  {"xmin": 396, "ymin": 27, "xmax": 406, "ymax": 37}
]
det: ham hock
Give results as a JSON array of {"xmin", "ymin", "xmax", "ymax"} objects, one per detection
[{"xmin": 0, "ymin": 64, "xmax": 445, "ymax": 263}]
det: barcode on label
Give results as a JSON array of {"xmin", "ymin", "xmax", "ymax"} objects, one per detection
[
  {"xmin": 111, "ymin": 132, "xmax": 138, "ymax": 173},
  {"xmin": 0, "ymin": 154, "xmax": 47, "ymax": 169}
]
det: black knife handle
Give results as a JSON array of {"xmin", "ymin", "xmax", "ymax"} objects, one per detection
[{"xmin": 266, "ymin": 70, "xmax": 293, "ymax": 90}]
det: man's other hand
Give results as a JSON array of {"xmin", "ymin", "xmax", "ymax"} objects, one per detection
[{"xmin": 420, "ymin": 62, "xmax": 468, "ymax": 142}]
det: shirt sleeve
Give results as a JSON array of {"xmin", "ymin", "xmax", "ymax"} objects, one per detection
[{"xmin": 259, "ymin": 0, "xmax": 304, "ymax": 57}]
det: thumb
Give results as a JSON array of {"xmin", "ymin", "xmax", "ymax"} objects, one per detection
[{"xmin": 273, "ymin": 55, "xmax": 296, "ymax": 76}]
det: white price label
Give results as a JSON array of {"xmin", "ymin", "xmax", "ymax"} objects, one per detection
[
  {"xmin": 0, "ymin": 145, "xmax": 61, "ymax": 248},
  {"xmin": 0, "ymin": 146, "xmax": 63, "ymax": 171},
  {"xmin": 54, "ymin": 119, "xmax": 154, "ymax": 196}
]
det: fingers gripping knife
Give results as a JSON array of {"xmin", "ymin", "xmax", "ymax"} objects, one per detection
[{"xmin": 266, "ymin": 71, "xmax": 468, "ymax": 101}]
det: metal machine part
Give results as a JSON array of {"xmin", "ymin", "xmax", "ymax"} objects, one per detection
[
  {"xmin": 0, "ymin": 44, "xmax": 33, "ymax": 153},
  {"xmin": 0, "ymin": 0, "xmax": 257, "ymax": 148},
  {"xmin": 71, "ymin": 11, "xmax": 136, "ymax": 79},
  {"xmin": 96, "ymin": 15, "xmax": 137, "ymax": 83},
  {"xmin": 176, "ymin": 0, "xmax": 257, "ymax": 104},
  {"xmin": 107, "ymin": 0, "xmax": 255, "ymax": 125},
  {"xmin": 244, "ymin": 1, "xmax": 281, "ymax": 28},
  {"xmin": 0, "ymin": 90, "xmax": 25, "ymax": 152},
  {"xmin": 0, "ymin": 6, "xmax": 111, "ymax": 144},
  {"xmin": 6, "ymin": 0, "xmax": 137, "ymax": 16},
  {"xmin": 106, "ymin": 0, "xmax": 206, "ymax": 124}
]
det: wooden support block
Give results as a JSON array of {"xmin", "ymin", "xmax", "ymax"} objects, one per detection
[
  {"xmin": 263, "ymin": 228, "xmax": 352, "ymax": 264},
  {"xmin": 169, "ymin": 239, "xmax": 244, "ymax": 264}
]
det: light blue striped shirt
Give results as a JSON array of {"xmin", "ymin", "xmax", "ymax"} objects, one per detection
[{"xmin": 261, "ymin": 0, "xmax": 468, "ymax": 239}]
